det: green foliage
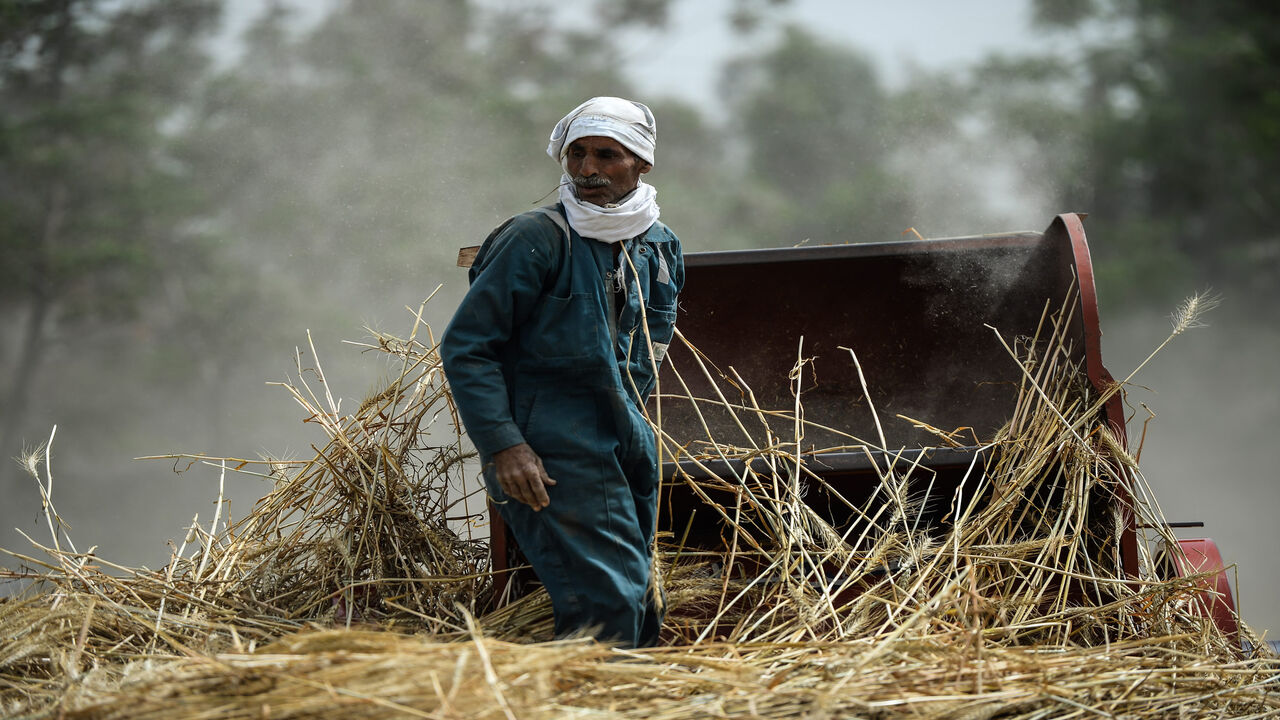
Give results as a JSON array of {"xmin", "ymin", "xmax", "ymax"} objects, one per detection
[
  {"xmin": 0, "ymin": 0, "xmax": 219, "ymax": 316},
  {"xmin": 720, "ymin": 26, "xmax": 916, "ymax": 246},
  {"xmin": 978, "ymin": 0, "xmax": 1280, "ymax": 309},
  {"xmin": 597, "ymin": 0, "xmax": 672, "ymax": 29},
  {"xmin": 176, "ymin": 0, "xmax": 644, "ymax": 333},
  {"xmin": 1030, "ymin": 0, "xmax": 1098, "ymax": 28},
  {"xmin": 0, "ymin": 0, "xmax": 228, "ymax": 480}
]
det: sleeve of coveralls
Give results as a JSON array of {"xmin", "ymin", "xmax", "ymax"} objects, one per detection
[{"xmin": 440, "ymin": 215, "xmax": 560, "ymax": 458}]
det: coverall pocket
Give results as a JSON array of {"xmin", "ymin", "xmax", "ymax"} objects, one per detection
[
  {"xmin": 644, "ymin": 304, "xmax": 676, "ymax": 328},
  {"xmin": 526, "ymin": 292, "xmax": 600, "ymax": 363},
  {"xmin": 642, "ymin": 306, "xmax": 678, "ymax": 357}
]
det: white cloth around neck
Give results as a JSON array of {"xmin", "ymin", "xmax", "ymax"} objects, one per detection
[{"xmin": 557, "ymin": 177, "xmax": 659, "ymax": 244}]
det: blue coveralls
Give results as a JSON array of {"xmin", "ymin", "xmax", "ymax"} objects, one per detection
[{"xmin": 441, "ymin": 203, "xmax": 683, "ymax": 647}]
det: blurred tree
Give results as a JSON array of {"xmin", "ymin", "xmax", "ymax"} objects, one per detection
[
  {"xmin": 720, "ymin": 26, "xmax": 914, "ymax": 247},
  {"xmin": 589, "ymin": 0, "xmax": 792, "ymax": 33},
  {"xmin": 0, "ymin": 0, "xmax": 768, "ymax": 499},
  {"xmin": 0, "ymin": 0, "xmax": 221, "ymax": 473},
  {"xmin": 179, "ymin": 0, "xmax": 695, "ymax": 336},
  {"xmin": 0, "ymin": 0, "xmax": 736, "ymax": 491},
  {"xmin": 975, "ymin": 0, "xmax": 1280, "ymax": 308},
  {"xmin": 642, "ymin": 97, "xmax": 740, "ymax": 251}
]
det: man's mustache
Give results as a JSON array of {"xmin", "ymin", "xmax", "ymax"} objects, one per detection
[{"xmin": 572, "ymin": 175, "xmax": 611, "ymax": 188}]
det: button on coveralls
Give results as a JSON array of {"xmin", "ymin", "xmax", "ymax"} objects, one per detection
[{"xmin": 441, "ymin": 203, "xmax": 683, "ymax": 647}]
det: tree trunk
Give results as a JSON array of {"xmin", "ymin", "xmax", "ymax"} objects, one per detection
[
  {"xmin": 3, "ymin": 1, "xmax": 73, "ymax": 488},
  {"xmin": 1, "ymin": 298, "xmax": 51, "ymax": 455},
  {"xmin": 1, "ymin": 183, "xmax": 64, "ymax": 489}
]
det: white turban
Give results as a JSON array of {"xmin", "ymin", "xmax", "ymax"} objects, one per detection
[{"xmin": 547, "ymin": 96, "xmax": 657, "ymax": 167}]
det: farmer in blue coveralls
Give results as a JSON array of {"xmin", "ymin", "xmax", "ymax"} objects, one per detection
[{"xmin": 441, "ymin": 97, "xmax": 683, "ymax": 648}]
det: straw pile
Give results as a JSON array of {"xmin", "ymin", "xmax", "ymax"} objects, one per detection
[{"xmin": 3, "ymin": 294, "xmax": 1277, "ymax": 719}]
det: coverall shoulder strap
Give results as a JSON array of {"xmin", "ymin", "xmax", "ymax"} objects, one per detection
[
  {"xmin": 531, "ymin": 204, "xmax": 572, "ymax": 254},
  {"xmin": 468, "ymin": 204, "xmax": 572, "ymax": 276}
]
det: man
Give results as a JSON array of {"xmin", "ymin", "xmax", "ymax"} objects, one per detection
[{"xmin": 441, "ymin": 97, "xmax": 683, "ymax": 648}]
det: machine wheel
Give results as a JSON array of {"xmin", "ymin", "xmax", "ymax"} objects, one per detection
[{"xmin": 1154, "ymin": 537, "xmax": 1239, "ymax": 640}]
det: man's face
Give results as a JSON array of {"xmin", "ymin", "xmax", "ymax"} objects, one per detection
[{"xmin": 565, "ymin": 136, "xmax": 651, "ymax": 206}]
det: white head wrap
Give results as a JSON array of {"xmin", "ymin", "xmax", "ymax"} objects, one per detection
[
  {"xmin": 546, "ymin": 97, "xmax": 661, "ymax": 243},
  {"xmin": 546, "ymin": 96, "xmax": 657, "ymax": 166}
]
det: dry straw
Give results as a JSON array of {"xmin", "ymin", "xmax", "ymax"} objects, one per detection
[{"xmin": 2, "ymin": 294, "xmax": 1277, "ymax": 718}]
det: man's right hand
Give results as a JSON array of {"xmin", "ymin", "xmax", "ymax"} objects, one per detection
[{"xmin": 492, "ymin": 443, "xmax": 557, "ymax": 511}]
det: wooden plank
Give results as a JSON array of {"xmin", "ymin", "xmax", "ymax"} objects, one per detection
[{"xmin": 456, "ymin": 245, "xmax": 481, "ymax": 268}]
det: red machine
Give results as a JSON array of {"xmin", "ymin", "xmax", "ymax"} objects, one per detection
[{"xmin": 487, "ymin": 213, "xmax": 1237, "ymax": 635}]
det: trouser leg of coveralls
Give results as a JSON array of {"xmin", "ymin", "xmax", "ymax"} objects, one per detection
[
  {"xmin": 622, "ymin": 407, "xmax": 664, "ymax": 647},
  {"xmin": 488, "ymin": 390, "xmax": 660, "ymax": 647}
]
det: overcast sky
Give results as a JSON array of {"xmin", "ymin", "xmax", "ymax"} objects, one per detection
[
  {"xmin": 612, "ymin": 0, "xmax": 1041, "ymax": 100},
  {"xmin": 221, "ymin": 0, "xmax": 1045, "ymax": 104}
]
